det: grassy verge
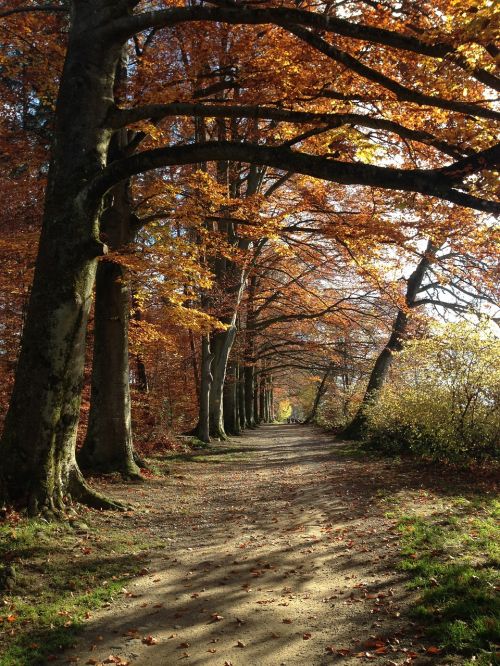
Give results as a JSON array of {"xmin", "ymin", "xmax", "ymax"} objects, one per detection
[
  {"xmin": 397, "ymin": 497, "xmax": 499, "ymax": 665},
  {"xmin": 0, "ymin": 514, "xmax": 165, "ymax": 666}
]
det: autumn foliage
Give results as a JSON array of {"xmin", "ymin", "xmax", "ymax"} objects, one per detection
[{"xmin": 0, "ymin": 0, "xmax": 498, "ymax": 515}]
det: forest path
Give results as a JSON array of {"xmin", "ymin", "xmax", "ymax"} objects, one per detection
[{"xmin": 65, "ymin": 425, "xmax": 436, "ymax": 666}]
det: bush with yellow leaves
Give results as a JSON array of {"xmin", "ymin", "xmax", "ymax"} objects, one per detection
[{"xmin": 365, "ymin": 320, "xmax": 500, "ymax": 463}]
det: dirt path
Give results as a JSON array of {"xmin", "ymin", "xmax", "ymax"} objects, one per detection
[{"xmin": 64, "ymin": 425, "xmax": 437, "ymax": 666}]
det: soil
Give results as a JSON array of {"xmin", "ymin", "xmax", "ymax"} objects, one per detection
[{"xmin": 62, "ymin": 425, "xmax": 454, "ymax": 666}]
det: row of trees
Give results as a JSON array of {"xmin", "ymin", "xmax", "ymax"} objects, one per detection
[{"xmin": 0, "ymin": 0, "xmax": 498, "ymax": 516}]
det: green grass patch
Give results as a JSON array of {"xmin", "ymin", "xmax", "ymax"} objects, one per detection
[
  {"xmin": 0, "ymin": 516, "xmax": 164, "ymax": 666},
  {"xmin": 397, "ymin": 497, "xmax": 499, "ymax": 661}
]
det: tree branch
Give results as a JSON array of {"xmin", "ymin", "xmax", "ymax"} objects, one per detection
[
  {"xmin": 288, "ymin": 25, "xmax": 500, "ymax": 121},
  {"xmin": 109, "ymin": 6, "xmax": 500, "ymax": 92},
  {"xmin": 0, "ymin": 4, "xmax": 66, "ymax": 18},
  {"xmin": 108, "ymin": 102, "xmax": 469, "ymax": 159},
  {"xmin": 86, "ymin": 141, "xmax": 500, "ymax": 214}
]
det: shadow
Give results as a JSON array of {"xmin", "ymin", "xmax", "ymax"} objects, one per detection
[{"xmin": 30, "ymin": 424, "xmax": 497, "ymax": 666}]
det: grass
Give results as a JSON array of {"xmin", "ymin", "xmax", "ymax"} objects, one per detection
[
  {"xmin": 397, "ymin": 497, "xmax": 499, "ymax": 663},
  {"xmin": 339, "ymin": 438, "xmax": 499, "ymax": 663},
  {"xmin": 0, "ymin": 515, "xmax": 165, "ymax": 666}
]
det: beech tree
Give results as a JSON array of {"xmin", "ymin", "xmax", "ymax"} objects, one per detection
[{"xmin": 0, "ymin": 0, "xmax": 498, "ymax": 515}]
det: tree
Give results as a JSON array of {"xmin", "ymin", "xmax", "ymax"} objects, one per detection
[{"xmin": 0, "ymin": 0, "xmax": 498, "ymax": 514}]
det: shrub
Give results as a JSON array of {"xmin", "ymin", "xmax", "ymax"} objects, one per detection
[{"xmin": 364, "ymin": 321, "xmax": 500, "ymax": 463}]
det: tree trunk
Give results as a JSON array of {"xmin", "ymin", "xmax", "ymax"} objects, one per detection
[
  {"xmin": 78, "ymin": 259, "xmax": 141, "ymax": 479},
  {"xmin": 342, "ymin": 242, "xmax": 435, "ymax": 440},
  {"xmin": 305, "ymin": 364, "xmax": 332, "ymax": 424},
  {"xmin": 243, "ymin": 275, "xmax": 257, "ymax": 427},
  {"xmin": 259, "ymin": 375, "xmax": 266, "ymax": 423},
  {"xmin": 209, "ymin": 325, "xmax": 237, "ymax": 438},
  {"xmin": 238, "ymin": 364, "xmax": 247, "ymax": 430},
  {"xmin": 78, "ymin": 154, "xmax": 142, "ymax": 478},
  {"xmin": 244, "ymin": 364, "xmax": 255, "ymax": 427},
  {"xmin": 196, "ymin": 335, "xmax": 213, "ymax": 443},
  {"xmin": 253, "ymin": 373, "xmax": 260, "ymax": 425},
  {"xmin": 223, "ymin": 362, "xmax": 241, "ymax": 435},
  {"xmin": 0, "ymin": 3, "xmax": 126, "ymax": 515}
]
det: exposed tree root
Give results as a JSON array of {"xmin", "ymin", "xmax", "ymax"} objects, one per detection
[{"xmin": 68, "ymin": 468, "xmax": 131, "ymax": 511}]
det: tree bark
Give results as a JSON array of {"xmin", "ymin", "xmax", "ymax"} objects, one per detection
[
  {"xmin": 78, "ymin": 154, "xmax": 143, "ymax": 477},
  {"xmin": 342, "ymin": 242, "xmax": 435, "ymax": 439},
  {"xmin": 196, "ymin": 335, "xmax": 213, "ymax": 443},
  {"xmin": 0, "ymin": 2, "xmax": 126, "ymax": 515},
  {"xmin": 305, "ymin": 364, "xmax": 332, "ymax": 424},
  {"xmin": 78, "ymin": 258, "xmax": 141, "ymax": 479},
  {"xmin": 209, "ymin": 325, "xmax": 237, "ymax": 438},
  {"xmin": 223, "ymin": 361, "xmax": 241, "ymax": 435},
  {"xmin": 238, "ymin": 363, "xmax": 247, "ymax": 430}
]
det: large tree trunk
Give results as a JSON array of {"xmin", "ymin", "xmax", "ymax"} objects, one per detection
[
  {"xmin": 0, "ymin": 2, "xmax": 126, "ymax": 515},
  {"xmin": 342, "ymin": 242, "xmax": 435, "ymax": 440},
  {"xmin": 78, "ymin": 259, "xmax": 141, "ymax": 479},
  {"xmin": 78, "ymin": 153, "xmax": 143, "ymax": 477}
]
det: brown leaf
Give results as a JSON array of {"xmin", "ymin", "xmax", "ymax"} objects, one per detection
[
  {"xmin": 209, "ymin": 612, "xmax": 224, "ymax": 623},
  {"xmin": 303, "ymin": 632, "xmax": 312, "ymax": 640},
  {"xmin": 426, "ymin": 646, "xmax": 442, "ymax": 654},
  {"xmin": 236, "ymin": 640, "xmax": 246, "ymax": 648},
  {"xmin": 141, "ymin": 635, "xmax": 158, "ymax": 646}
]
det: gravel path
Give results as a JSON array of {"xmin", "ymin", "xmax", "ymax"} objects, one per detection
[{"xmin": 64, "ymin": 425, "xmax": 438, "ymax": 666}]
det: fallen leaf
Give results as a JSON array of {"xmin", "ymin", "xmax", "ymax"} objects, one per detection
[
  {"xmin": 141, "ymin": 636, "xmax": 158, "ymax": 646},
  {"xmin": 426, "ymin": 646, "xmax": 442, "ymax": 654},
  {"xmin": 303, "ymin": 632, "xmax": 312, "ymax": 640},
  {"xmin": 236, "ymin": 640, "xmax": 246, "ymax": 648},
  {"xmin": 209, "ymin": 613, "xmax": 224, "ymax": 622}
]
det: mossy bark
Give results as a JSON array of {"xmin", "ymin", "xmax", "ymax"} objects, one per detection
[
  {"xmin": 78, "ymin": 175, "xmax": 142, "ymax": 480},
  {"xmin": 0, "ymin": 2, "xmax": 128, "ymax": 514},
  {"xmin": 78, "ymin": 259, "xmax": 141, "ymax": 480}
]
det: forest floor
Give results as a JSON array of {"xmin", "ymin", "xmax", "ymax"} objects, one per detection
[{"xmin": 0, "ymin": 425, "xmax": 498, "ymax": 666}]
